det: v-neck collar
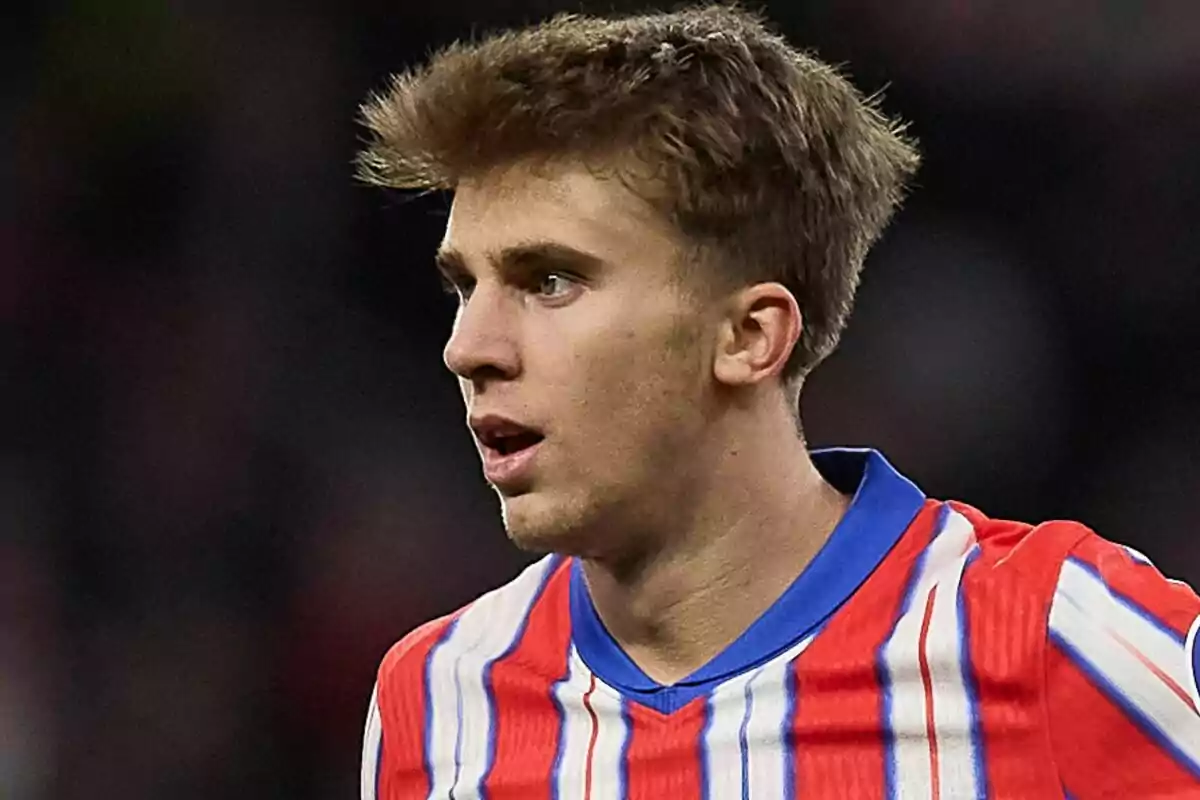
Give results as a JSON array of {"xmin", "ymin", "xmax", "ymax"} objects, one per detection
[{"xmin": 568, "ymin": 448, "xmax": 926, "ymax": 714}]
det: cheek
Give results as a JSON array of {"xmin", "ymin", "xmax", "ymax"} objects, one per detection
[
  {"xmin": 540, "ymin": 295, "xmax": 704, "ymax": 438},
  {"xmin": 570, "ymin": 326, "xmax": 700, "ymax": 436}
]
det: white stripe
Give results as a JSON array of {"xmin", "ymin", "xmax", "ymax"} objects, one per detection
[
  {"xmin": 1186, "ymin": 616, "xmax": 1200, "ymax": 713},
  {"xmin": 425, "ymin": 628, "xmax": 459, "ymax": 798},
  {"xmin": 742, "ymin": 636, "xmax": 814, "ymax": 798},
  {"xmin": 925, "ymin": 539, "xmax": 980, "ymax": 797},
  {"xmin": 553, "ymin": 646, "xmax": 597, "ymax": 799},
  {"xmin": 882, "ymin": 508, "xmax": 977, "ymax": 800},
  {"xmin": 360, "ymin": 684, "xmax": 382, "ymax": 800},
  {"xmin": 704, "ymin": 671, "xmax": 754, "ymax": 799},
  {"xmin": 1057, "ymin": 559, "xmax": 1189, "ymax": 691},
  {"xmin": 1050, "ymin": 584, "xmax": 1200, "ymax": 769},
  {"xmin": 426, "ymin": 557, "xmax": 556, "ymax": 799},
  {"xmin": 586, "ymin": 679, "xmax": 630, "ymax": 800}
]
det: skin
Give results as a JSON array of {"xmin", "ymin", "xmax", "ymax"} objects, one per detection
[{"xmin": 439, "ymin": 159, "xmax": 850, "ymax": 684}]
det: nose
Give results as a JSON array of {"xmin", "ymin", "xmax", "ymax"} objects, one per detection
[{"xmin": 442, "ymin": 286, "xmax": 521, "ymax": 384}]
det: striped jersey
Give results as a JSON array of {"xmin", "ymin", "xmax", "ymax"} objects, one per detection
[{"xmin": 361, "ymin": 448, "xmax": 1200, "ymax": 799}]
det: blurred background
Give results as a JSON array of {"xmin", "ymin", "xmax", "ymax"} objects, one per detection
[{"xmin": 5, "ymin": 0, "xmax": 1200, "ymax": 796}]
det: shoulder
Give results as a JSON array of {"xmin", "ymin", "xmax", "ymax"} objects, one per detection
[
  {"xmin": 365, "ymin": 554, "xmax": 572, "ymax": 792},
  {"xmin": 948, "ymin": 500, "xmax": 1089, "ymax": 574},
  {"xmin": 946, "ymin": 501, "xmax": 1200, "ymax": 678},
  {"xmin": 375, "ymin": 612, "xmax": 460, "ymax": 702},
  {"xmin": 1052, "ymin": 528, "xmax": 1200, "ymax": 639},
  {"xmin": 375, "ymin": 554, "xmax": 568, "ymax": 707},
  {"xmin": 1045, "ymin": 526, "xmax": 1200, "ymax": 699},
  {"xmin": 901, "ymin": 500, "xmax": 1090, "ymax": 602},
  {"xmin": 1026, "ymin": 521, "xmax": 1200, "ymax": 791},
  {"xmin": 948, "ymin": 500, "xmax": 1198, "ymax": 622},
  {"xmin": 947, "ymin": 500, "xmax": 1115, "ymax": 600}
]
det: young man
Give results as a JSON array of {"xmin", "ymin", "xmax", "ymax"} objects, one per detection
[{"xmin": 356, "ymin": 5, "xmax": 1200, "ymax": 798}]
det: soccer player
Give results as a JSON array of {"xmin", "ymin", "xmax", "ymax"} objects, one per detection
[{"xmin": 355, "ymin": 5, "xmax": 1200, "ymax": 798}]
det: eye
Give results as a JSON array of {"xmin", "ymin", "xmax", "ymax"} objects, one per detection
[{"xmin": 534, "ymin": 272, "xmax": 576, "ymax": 300}]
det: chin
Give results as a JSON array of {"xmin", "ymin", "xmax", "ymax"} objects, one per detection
[{"xmin": 499, "ymin": 491, "xmax": 595, "ymax": 556}]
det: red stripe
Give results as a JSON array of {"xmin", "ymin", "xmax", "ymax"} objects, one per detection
[
  {"xmin": 484, "ymin": 560, "xmax": 573, "ymax": 800},
  {"xmin": 918, "ymin": 586, "xmax": 941, "ymax": 800},
  {"xmin": 1109, "ymin": 627, "xmax": 1196, "ymax": 711},
  {"xmin": 956, "ymin": 515, "xmax": 1083, "ymax": 796},
  {"xmin": 790, "ymin": 500, "xmax": 943, "ymax": 798},
  {"xmin": 1049, "ymin": 643, "xmax": 1198, "ymax": 796},
  {"xmin": 582, "ymin": 675, "xmax": 599, "ymax": 800},
  {"xmin": 623, "ymin": 698, "xmax": 706, "ymax": 799},
  {"xmin": 375, "ymin": 611, "xmax": 463, "ymax": 800}
]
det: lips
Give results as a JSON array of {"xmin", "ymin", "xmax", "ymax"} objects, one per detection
[
  {"xmin": 469, "ymin": 415, "xmax": 545, "ymax": 488},
  {"xmin": 470, "ymin": 415, "xmax": 544, "ymax": 453}
]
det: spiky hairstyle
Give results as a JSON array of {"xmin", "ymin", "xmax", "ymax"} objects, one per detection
[{"xmin": 357, "ymin": 3, "xmax": 920, "ymax": 381}]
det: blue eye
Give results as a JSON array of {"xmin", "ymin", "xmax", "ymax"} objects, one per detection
[{"xmin": 536, "ymin": 273, "xmax": 574, "ymax": 298}]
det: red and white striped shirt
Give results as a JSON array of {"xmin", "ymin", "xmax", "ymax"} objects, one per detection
[{"xmin": 361, "ymin": 449, "xmax": 1200, "ymax": 799}]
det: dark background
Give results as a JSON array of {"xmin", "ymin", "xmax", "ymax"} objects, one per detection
[{"xmin": 6, "ymin": 1, "xmax": 1199, "ymax": 796}]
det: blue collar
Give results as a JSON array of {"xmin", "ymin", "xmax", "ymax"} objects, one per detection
[{"xmin": 568, "ymin": 447, "xmax": 926, "ymax": 713}]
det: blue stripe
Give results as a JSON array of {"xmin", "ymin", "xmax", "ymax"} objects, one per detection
[
  {"xmin": 957, "ymin": 546, "xmax": 989, "ymax": 799},
  {"xmin": 739, "ymin": 678, "xmax": 755, "ymax": 800},
  {"xmin": 450, "ymin": 663, "xmax": 465, "ymax": 798},
  {"xmin": 698, "ymin": 696, "xmax": 714, "ymax": 800},
  {"xmin": 1064, "ymin": 557, "xmax": 1185, "ymax": 645},
  {"xmin": 373, "ymin": 734, "xmax": 383, "ymax": 799},
  {"xmin": 423, "ymin": 618, "xmax": 461, "ymax": 791},
  {"xmin": 1191, "ymin": 625, "xmax": 1200, "ymax": 712},
  {"xmin": 548, "ymin": 641, "xmax": 572, "ymax": 800},
  {"xmin": 877, "ymin": 502, "xmax": 951, "ymax": 800},
  {"xmin": 782, "ymin": 661, "xmax": 798, "ymax": 800},
  {"xmin": 619, "ymin": 699, "xmax": 633, "ymax": 799},
  {"xmin": 1050, "ymin": 630, "xmax": 1200, "ymax": 779},
  {"xmin": 875, "ymin": 649, "xmax": 897, "ymax": 800},
  {"xmin": 477, "ymin": 557, "xmax": 563, "ymax": 797}
]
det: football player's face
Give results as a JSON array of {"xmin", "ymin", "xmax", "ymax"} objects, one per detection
[{"xmin": 439, "ymin": 161, "xmax": 714, "ymax": 556}]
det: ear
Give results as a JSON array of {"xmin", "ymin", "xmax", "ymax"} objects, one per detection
[{"xmin": 712, "ymin": 282, "xmax": 802, "ymax": 388}]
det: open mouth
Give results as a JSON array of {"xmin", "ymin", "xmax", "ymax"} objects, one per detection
[
  {"xmin": 485, "ymin": 430, "xmax": 544, "ymax": 457},
  {"xmin": 470, "ymin": 416, "xmax": 545, "ymax": 487},
  {"xmin": 472, "ymin": 418, "xmax": 545, "ymax": 458}
]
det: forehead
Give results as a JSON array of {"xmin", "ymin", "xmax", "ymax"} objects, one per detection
[{"xmin": 442, "ymin": 161, "xmax": 685, "ymax": 277}]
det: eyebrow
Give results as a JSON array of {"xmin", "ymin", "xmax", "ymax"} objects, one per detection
[{"xmin": 435, "ymin": 241, "xmax": 606, "ymax": 283}]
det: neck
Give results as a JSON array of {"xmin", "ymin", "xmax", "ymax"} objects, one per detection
[{"xmin": 579, "ymin": 405, "xmax": 849, "ymax": 685}]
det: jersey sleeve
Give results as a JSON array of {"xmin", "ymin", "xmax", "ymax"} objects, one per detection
[
  {"xmin": 360, "ymin": 614, "xmax": 459, "ymax": 800},
  {"xmin": 361, "ymin": 683, "xmax": 383, "ymax": 800},
  {"xmin": 1046, "ymin": 531, "xmax": 1200, "ymax": 797}
]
